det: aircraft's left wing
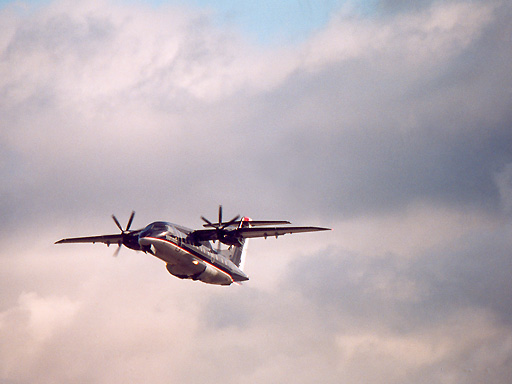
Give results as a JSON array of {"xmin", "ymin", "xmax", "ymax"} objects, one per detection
[{"xmin": 55, "ymin": 234, "xmax": 124, "ymax": 245}]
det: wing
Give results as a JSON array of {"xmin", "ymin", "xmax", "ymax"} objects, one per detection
[
  {"xmin": 191, "ymin": 226, "xmax": 330, "ymax": 243},
  {"xmin": 55, "ymin": 234, "xmax": 124, "ymax": 246}
]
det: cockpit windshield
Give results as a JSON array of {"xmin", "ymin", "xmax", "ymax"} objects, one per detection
[{"xmin": 139, "ymin": 221, "xmax": 173, "ymax": 239}]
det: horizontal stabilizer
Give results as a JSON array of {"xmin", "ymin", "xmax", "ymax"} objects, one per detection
[
  {"xmin": 236, "ymin": 226, "xmax": 330, "ymax": 239},
  {"xmin": 203, "ymin": 220, "xmax": 291, "ymax": 228}
]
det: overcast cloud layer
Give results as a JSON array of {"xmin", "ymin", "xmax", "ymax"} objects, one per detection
[{"xmin": 1, "ymin": 0, "xmax": 512, "ymax": 383}]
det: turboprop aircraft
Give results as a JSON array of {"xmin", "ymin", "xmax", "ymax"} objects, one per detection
[{"xmin": 55, "ymin": 206, "xmax": 330, "ymax": 286}]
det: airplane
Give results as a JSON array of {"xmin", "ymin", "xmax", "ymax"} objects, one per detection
[{"xmin": 55, "ymin": 206, "xmax": 330, "ymax": 286}]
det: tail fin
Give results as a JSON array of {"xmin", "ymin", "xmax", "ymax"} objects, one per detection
[{"xmin": 228, "ymin": 217, "xmax": 251, "ymax": 270}]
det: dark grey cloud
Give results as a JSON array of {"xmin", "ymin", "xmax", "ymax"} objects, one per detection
[
  {"xmin": 287, "ymin": 223, "xmax": 512, "ymax": 328},
  {"xmin": 416, "ymin": 227, "xmax": 512, "ymax": 325},
  {"xmin": 243, "ymin": 3, "xmax": 512, "ymax": 218}
]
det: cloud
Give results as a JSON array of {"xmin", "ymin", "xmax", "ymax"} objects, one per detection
[
  {"xmin": 251, "ymin": 0, "xmax": 512, "ymax": 218},
  {"xmin": 2, "ymin": 0, "xmax": 511, "ymax": 224},
  {"xmin": 304, "ymin": 1, "xmax": 495, "ymax": 68},
  {"xmin": 496, "ymin": 163, "xmax": 512, "ymax": 213},
  {"xmin": 1, "ymin": 0, "xmax": 512, "ymax": 383},
  {"xmin": 0, "ymin": 292, "xmax": 80, "ymax": 378},
  {"xmin": 287, "ymin": 221, "xmax": 512, "ymax": 325},
  {"xmin": 284, "ymin": 220, "xmax": 512, "ymax": 382}
]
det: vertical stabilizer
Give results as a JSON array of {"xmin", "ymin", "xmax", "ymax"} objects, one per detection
[{"xmin": 228, "ymin": 217, "xmax": 251, "ymax": 270}]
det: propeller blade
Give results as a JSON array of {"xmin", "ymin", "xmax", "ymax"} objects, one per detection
[
  {"xmin": 113, "ymin": 243, "xmax": 121, "ymax": 257},
  {"xmin": 201, "ymin": 216, "xmax": 216, "ymax": 227},
  {"xmin": 222, "ymin": 215, "xmax": 241, "ymax": 229},
  {"xmin": 200, "ymin": 206, "xmax": 239, "ymax": 238},
  {"xmin": 126, "ymin": 211, "xmax": 135, "ymax": 231},
  {"xmin": 112, "ymin": 214, "xmax": 123, "ymax": 232}
]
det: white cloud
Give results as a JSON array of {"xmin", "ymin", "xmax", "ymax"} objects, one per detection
[
  {"xmin": 0, "ymin": 292, "xmax": 80, "ymax": 378},
  {"xmin": 17, "ymin": 292, "xmax": 80, "ymax": 342},
  {"xmin": 302, "ymin": 1, "xmax": 494, "ymax": 70}
]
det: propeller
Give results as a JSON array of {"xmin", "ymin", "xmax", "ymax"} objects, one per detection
[
  {"xmin": 111, "ymin": 211, "xmax": 135, "ymax": 256},
  {"xmin": 201, "ymin": 205, "xmax": 240, "ymax": 248},
  {"xmin": 201, "ymin": 205, "xmax": 240, "ymax": 229}
]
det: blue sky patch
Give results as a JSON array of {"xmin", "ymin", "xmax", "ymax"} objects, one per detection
[{"xmin": 0, "ymin": 0, "xmax": 349, "ymax": 45}]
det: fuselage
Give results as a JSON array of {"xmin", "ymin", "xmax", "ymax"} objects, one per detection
[{"xmin": 136, "ymin": 221, "xmax": 248, "ymax": 285}]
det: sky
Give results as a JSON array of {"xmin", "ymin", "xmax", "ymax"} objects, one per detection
[
  {"xmin": 1, "ymin": 0, "xmax": 512, "ymax": 383},
  {"xmin": 0, "ymin": 0, "xmax": 347, "ymax": 45}
]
